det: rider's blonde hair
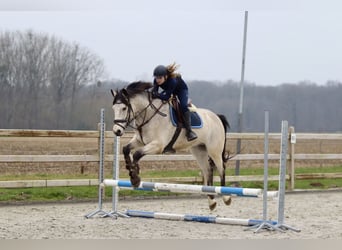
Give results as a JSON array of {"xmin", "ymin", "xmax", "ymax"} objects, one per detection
[{"xmin": 166, "ymin": 62, "xmax": 181, "ymax": 78}]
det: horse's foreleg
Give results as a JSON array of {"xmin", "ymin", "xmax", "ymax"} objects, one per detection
[
  {"xmin": 123, "ymin": 144, "xmax": 139, "ymax": 186},
  {"xmin": 122, "ymin": 139, "xmax": 144, "ymax": 187},
  {"xmin": 128, "ymin": 141, "xmax": 164, "ymax": 188},
  {"xmin": 123, "ymin": 144, "xmax": 133, "ymax": 171},
  {"xmin": 129, "ymin": 150, "xmax": 145, "ymax": 187}
]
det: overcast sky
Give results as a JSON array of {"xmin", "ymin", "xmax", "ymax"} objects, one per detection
[{"xmin": 1, "ymin": 0, "xmax": 342, "ymax": 85}]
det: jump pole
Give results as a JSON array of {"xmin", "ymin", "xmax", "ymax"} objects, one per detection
[
  {"xmin": 103, "ymin": 179, "xmax": 278, "ymax": 198},
  {"xmin": 84, "ymin": 108, "xmax": 116, "ymax": 219},
  {"xmin": 125, "ymin": 210, "xmax": 277, "ymax": 226}
]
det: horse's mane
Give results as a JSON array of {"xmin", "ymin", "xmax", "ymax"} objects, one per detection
[
  {"xmin": 125, "ymin": 81, "xmax": 153, "ymax": 97},
  {"xmin": 113, "ymin": 81, "xmax": 153, "ymax": 104}
]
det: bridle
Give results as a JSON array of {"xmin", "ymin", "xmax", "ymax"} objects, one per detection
[{"xmin": 113, "ymin": 91, "xmax": 166, "ymax": 142}]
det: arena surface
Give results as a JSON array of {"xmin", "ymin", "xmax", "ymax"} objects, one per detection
[{"xmin": 0, "ymin": 190, "xmax": 341, "ymax": 239}]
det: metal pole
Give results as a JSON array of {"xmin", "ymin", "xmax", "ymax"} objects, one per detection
[
  {"xmin": 235, "ymin": 10, "xmax": 248, "ymax": 176},
  {"xmin": 112, "ymin": 136, "xmax": 120, "ymax": 211},
  {"xmin": 85, "ymin": 108, "xmax": 116, "ymax": 219},
  {"xmin": 99, "ymin": 109, "xmax": 105, "ymax": 209},
  {"xmin": 277, "ymin": 120, "xmax": 288, "ymax": 225},
  {"xmin": 245, "ymin": 111, "xmax": 280, "ymax": 232},
  {"xmin": 109, "ymin": 135, "xmax": 129, "ymax": 217},
  {"xmin": 274, "ymin": 120, "xmax": 300, "ymax": 232},
  {"xmin": 262, "ymin": 111, "xmax": 269, "ymax": 222}
]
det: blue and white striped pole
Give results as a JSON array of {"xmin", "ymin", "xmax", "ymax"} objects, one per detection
[
  {"xmin": 103, "ymin": 179, "xmax": 278, "ymax": 198},
  {"xmin": 126, "ymin": 210, "xmax": 277, "ymax": 226}
]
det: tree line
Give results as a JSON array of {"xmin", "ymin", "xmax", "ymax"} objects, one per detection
[
  {"xmin": 188, "ymin": 80, "xmax": 342, "ymax": 132},
  {"xmin": 1, "ymin": 30, "xmax": 341, "ymax": 132},
  {"xmin": 0, "ymin": 30, "xmax": 104, "ymax": 129}
]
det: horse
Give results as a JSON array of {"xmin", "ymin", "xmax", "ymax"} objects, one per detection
[{"xmin": 110, "ymin": 81, "xmax": 231, "ymax": 210}]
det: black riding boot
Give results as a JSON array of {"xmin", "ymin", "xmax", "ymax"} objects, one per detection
[{"xmin": 184, "ymin": 111, "xmax": 198, "ymax": 141}]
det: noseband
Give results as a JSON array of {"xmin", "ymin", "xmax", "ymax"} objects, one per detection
[
  {"xmin": 113, "ymin": 91, "xmax": 166, "ymax": 134},
  {"xmin": 113, "ymin": 97, "xmax": 134, "ymax": 130}
]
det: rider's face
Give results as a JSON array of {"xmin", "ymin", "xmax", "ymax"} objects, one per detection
[{"xmin": 155, "ymin": 75, "xmax": 167, "ymax": 85}]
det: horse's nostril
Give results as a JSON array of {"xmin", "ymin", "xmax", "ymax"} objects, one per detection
[{"xmin": 115, "ymin": 130, "xmax": 122, "ymax": 136}]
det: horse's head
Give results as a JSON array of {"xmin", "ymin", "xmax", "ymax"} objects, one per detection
[{"xmin": 111, "ymin": 81, "xmax": 153, "ymax": 136}]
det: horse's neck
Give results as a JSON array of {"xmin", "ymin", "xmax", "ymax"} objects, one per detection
[{"xmin": 131, "ymin": 95, "xmax": 167, "ymax": 124}]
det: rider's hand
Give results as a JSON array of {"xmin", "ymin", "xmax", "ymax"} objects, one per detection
[{"xmin": 151, "ymin": 91, "xmax": 159, "ymax": 99}]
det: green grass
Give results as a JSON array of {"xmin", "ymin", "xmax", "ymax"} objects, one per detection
[
  {"xmin": 0, "ymin": 166, "xmax": 341, "ymax": 203},
  {"xmin": 0, "ymin": 186, "xmax": 186, "ymax": 203}
]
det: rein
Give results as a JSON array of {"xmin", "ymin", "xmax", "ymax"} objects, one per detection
[{"xmin": 116, "ymin": 91, "xmax": 167, "ymax": 144}]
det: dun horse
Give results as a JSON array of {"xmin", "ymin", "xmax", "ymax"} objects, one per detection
[{"xmin": 111, "ymin": 81, "xmax": 231, "ymax": 210}]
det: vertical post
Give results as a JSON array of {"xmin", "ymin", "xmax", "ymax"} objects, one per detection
[
  {"xmin": 235, "ymin": 10, "xmax": 248, "ymax": 176},
  {"xmin": 262, "ymin": 111, "xmax": 269, "ymax": 221},
  {"xmin": 98, "ymin": 109, "xmax": 105, "ymax": 207},
  {"xmin": 289, "ymin": 126, "xmax": 296, "ymax": 191},
  {"xmin": 277, "ymin": 120, "xmax": 288, "ymax": 225},
  {"xmin": 246, "ymin": 111, "xmax": 278, "ymax": 232},
  {"xmin": 112, "ymin": 135, "xmax": 120, "ymax": 212},
  {"xmin": 85, "ymin": 108, "xmax": 116, "ymax": 219},
  {"xmin": 275, "ymin": 121, "xmax": 300, "ymax": 232},
  {"xmin": 109, "ymin": 135, "xmax": 129, "ymax": 217}
]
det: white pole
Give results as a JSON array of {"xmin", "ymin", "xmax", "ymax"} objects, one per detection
[
  {"xmin": 263, "ymin": 110, "xmax": 269, "ymax": 221},
  {"xmin": 274, "ymin": 120, "xmax": 301, "ymax": 232},
  {"xmin": 85, "ymin": 108, "xmax": 116, "ymax": 219},
  {"xmin": 110, "ymin": 136, "xmax": 129, "ymax": 217},
  {"xmin": 235, "ymin": 10, "xmax": 248, "ymax": 176}
]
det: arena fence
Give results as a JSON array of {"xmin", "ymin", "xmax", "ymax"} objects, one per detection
[{"xmin": 0, "ymin": 118, "xmax": 342, "ymax": 191}]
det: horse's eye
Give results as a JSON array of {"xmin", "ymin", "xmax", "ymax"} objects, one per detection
[{"xmin": 122, "ymin": 107, "xmax": 127, "ymax": 111}]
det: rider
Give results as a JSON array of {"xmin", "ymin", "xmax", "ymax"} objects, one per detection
[{"xmin": 152, "ymin": 63, "xmax": 198, "ymax": 141}]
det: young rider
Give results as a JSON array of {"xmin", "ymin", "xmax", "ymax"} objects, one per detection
[{"xmin": 152, "ymin": 63, "xmax": 198, "ymax": 141}]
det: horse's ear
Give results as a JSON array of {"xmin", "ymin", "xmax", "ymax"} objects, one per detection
[
  {"xmin": 122, "ymin": 88, "xmax": 128, "ymax": 98},
  {"xmin": 111, "ymin": 89, "xmax": 117, "ymax": 97}
]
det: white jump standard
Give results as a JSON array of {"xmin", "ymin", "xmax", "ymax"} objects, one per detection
[{"xmin": 103, "ymin": 179, "xmax": 278, "ymax": 198}]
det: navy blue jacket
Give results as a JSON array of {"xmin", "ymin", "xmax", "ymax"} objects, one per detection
[
  {"xmin": 153, "ymin": 76, "xmax": 190, "ymax": 113},
  {"xmin": 152, "ymin": 76, "xmax": 188, "ymax": 101}
]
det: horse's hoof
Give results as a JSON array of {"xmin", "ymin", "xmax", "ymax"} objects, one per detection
[
  {"xmin": 208, "ymin": 200, "xmax": 217, "ymax": 211},
  {"xmin": 223, "ymin": 196, "xmax": 232, "ymax": 206},
  {"xmin": 130, "ymin": 175, "xmax": 141, "ymax": 188}
]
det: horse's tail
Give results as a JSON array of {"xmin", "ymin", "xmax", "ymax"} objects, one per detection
[{"xmin": 217, "ymin": 114, "xmax": 230, "ymax": 163}]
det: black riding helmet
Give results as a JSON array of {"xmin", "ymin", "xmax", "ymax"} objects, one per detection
[{"xmin": 153, "ymin": 65, "xmax": 168, "ymax": 77}]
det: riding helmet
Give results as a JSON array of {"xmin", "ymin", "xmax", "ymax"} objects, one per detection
[{"xmin": 153, "ymin": 65, "xmax": 168, "ymax": 77}]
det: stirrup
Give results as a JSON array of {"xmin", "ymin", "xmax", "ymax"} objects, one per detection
[{"xmin": 186, "ymin": 131, "xmax": 198, "ymax": 141}]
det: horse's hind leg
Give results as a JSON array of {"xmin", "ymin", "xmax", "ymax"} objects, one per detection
[
  {"xmin": 207, "ymin": 158, "xmax": 216, "ymax": 209},
  {"xmin": 208, "ymin": 153, "xmax": 232, "ymax": 206},
  {"xmin": 190, "ymin": 146, "xmax": 217, "ymax": 211}
]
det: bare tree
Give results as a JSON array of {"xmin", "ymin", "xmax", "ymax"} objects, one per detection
[
  {"xmin": 0, "ymin": 30, "xmax": 105, "ymax": 129},
  {"xmin": 47, "ymin": 37, "xmax": 104, "ymax": 128}
]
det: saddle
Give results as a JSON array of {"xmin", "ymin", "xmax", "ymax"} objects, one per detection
[
  {"xmin": 162, "ymin": 97, "xmax": 202, "ymax": 154},
  {"xmin": 169, "ymin": 97, "xmax": 203, "ymax": 128}
]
